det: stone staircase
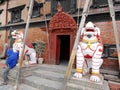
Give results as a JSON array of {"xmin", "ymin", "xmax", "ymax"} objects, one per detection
[
  {"xmin": 23, "ymin": 64, "xmax": 110, "ymax": 90},
  {"xmin": 0, "ymin": 63, "xmax": 110, "ymax": 90},
  {"xmin": 23, "ymin": 64, "xmax": 67, "ymax": 90}
]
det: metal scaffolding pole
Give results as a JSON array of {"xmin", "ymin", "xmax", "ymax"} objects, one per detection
[
  {"xmin": 108, "ymin": 0, "xmax": 120, "ymax": 70},
  {"xmin": 15, "ymin": 0, "xmax": 34, "ymax": 90}
]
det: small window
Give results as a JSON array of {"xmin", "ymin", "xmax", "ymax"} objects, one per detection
[
  {"xmin": 51, "ymin": 0, "xmax": 76, "ymax": 15},
  {"xmin": 31, "ymin": 1, "xmax": 43, "ymax": 18},
  {"xmin": 0, "ymin": 9, "xmax": 3, "ymax": 14},
  {"xmin": 0, "ymin": 0, "xmax": 5, "ymax": 4},
  {"xmin": 8, "ymin": 5, "xmax": 25, "ymax": 24},
  {"xmin": 11, "ymin": 9, "xmax": 21, "ymax": 23},
  {"xmin": 92, "ymin": 0, "xmax": 108, "ymax": 8},
  {"xmin": 114, "ymin": 0, "xmax": 120, "ymax": 4}
]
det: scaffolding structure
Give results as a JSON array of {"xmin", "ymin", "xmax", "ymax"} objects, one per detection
[{"xmin": 61, "ymin": 0, "xmax": 120, "ymax": 90}]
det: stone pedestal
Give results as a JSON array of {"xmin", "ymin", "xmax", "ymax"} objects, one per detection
[{"xmin": 67, "ymin": 74, "xmax": 110, "ymax": 90}]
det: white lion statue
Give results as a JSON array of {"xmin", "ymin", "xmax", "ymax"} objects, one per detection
[
  {"xmin": 11, "ymin": 30, "xmax": 37, "ymax": 65},
  {"xmin": 73, "ymin": 22, "xmax": 103, "ymax": 82}
]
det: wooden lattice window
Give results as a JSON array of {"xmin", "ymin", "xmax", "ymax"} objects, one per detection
[
  {"xmin": 114, "ymin": 0, "xmax": 120, "ymax": 4},
  {"xmin": 11, "ymin": 10, "xmax": 21, "ymax": 23},
  {"xmin": 0, "ymin": 0, "xmax": 5, "ymax": 4},
  {"xmin": 51, "ymin": 0, "xmax": 76, "ymax": 15},
  {"xmin": 92, "ymin": 0, "xmax": 108, "ymax": 8},
  {"xmin": 8, "ymin": 5, "xmax": 25, "ymax": 23},
  {"xmin": 31, "ymin": 0, "xmax": 43, "ymax": 18}
]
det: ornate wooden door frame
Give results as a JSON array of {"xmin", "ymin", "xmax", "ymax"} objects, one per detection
[{"xmin": 48, "ymin": 2, "xmax": 77, "ymax": 64}]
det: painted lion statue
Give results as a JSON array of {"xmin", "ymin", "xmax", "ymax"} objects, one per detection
[
  {"xmin": 73, "ymin": 22, "xmax": 103, "ymax": 82},
  {"xmin": 11, "ymin": 30, "xmax": 37, "ymax": 65}
]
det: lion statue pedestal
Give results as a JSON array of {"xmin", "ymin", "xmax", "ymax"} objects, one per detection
[{"xmin": 70, "ymin": 72, "xmax": 110, "ymax": 90}]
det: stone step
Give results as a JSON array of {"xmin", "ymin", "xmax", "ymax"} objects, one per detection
[
  {"xmin": 69, "ymin": 75, "xmax": 110, "ymax": 90},
  {"xmin": 23, "ymin": 64, "xmax": 110, "ymax": 90},
  {"xmin": 19, "ymin": 84, "xmax": 40, "ymax": 90},
  {"xmin": 38, "ymin": 64, "xmax": 75, "ymax": 76},
  {"xmin": 38, "ymin": 64, "xmax": 68, "ymax": 74},
  {"xmin": 0, "ymin": 64, "xmax": 42, "ymax": 80},
  {"xmin": 33, "ymin": 69, "xmax": 64, "ymax": 82},
  {"xmin": 0, "ymin": 84, "xmax": 39, "ymax": 90},
  {"xmin": 24, "ymin": 76, "xmax": 62, "ymax": 90},
  {"xmin": 67, "ymin": 82, "xmax": 99, "ymax": 90}
]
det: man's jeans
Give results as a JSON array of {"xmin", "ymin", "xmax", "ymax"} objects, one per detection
[{"xmin": 3, "ymin": 65, "xmax": 10, "ymax": 83}]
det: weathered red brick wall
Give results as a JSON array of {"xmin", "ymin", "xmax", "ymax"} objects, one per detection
[
  {"xmin": 8, "ymin": 27, "xmax": 48, "ymax": 63},
  {"xmin": 95, "ymin": 21, "xmax": 120, "ymax": 44},
  {"xmin": 27, "ymin": 27, "xmax": 48, "ymax": 63},
  {"xmin": 0, "ymin": 0, "xmax": 120, "ymax": 69},
  {"xmin": 95, "ymin": 21, "xmax": 120, "ymax": 71}
]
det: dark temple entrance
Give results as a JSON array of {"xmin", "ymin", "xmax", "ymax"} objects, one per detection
[{"xmin": 57, "ymin": 35, "xmax": 70, "ymax": 65}]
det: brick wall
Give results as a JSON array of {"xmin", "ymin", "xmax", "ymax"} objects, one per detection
[
  {"xmin": 0, "ymin": 1, "xmax": 7, "ymax": 26},
  {"xmin": 0, "ymin": 2, "xmax": 7, "ymax": 53},
  {"xmin": 0, "ymin": 31, "xmax": 7, "ymax": 54},
  {"xmin": 95, "ymin": 21, "xmax": 120, "ymax": 71},
  {"xmin": 27, "ymin": 27, "xmax": 48, "ymax": 63},
  {"xmin": 0, "ymin": 0, "xmax": 120, "ymax": 68},
  {"xmin": 95, "ymin": 21, "xmax": 120, "ymax": 44}
]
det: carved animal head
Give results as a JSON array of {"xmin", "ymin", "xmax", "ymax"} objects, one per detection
[
  {"xmin": 11, "ymin": 30, "xmax": 23, "ymax": 52},
  {"xmin": 11, "ymin": 30, "xmax": 23, "ymax": 40},
  {"xmin": 81, "ymin": 22, "xmax": 100, "ymax": 40}
]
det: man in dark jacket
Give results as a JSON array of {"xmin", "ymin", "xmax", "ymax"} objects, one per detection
[{"xmin": 0, "ymin": 47, "xmax": 19, "ymax": 85}]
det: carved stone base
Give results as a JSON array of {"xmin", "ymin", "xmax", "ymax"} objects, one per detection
[{"xmin": 68, "ymin": 74, "xmax": 110, "ymax": 90}]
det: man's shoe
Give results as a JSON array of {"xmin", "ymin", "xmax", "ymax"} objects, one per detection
[
  {"xmin": 0, "ymin": 82, "xmax": 7, "ymax": 86},
  {"xmin": 7, "ymin": 77, "xmax": 9, "ymax": 81}
]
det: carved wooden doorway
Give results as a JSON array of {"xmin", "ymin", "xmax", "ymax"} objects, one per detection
[{"xmin": 48, "ymin": 2, "xmax": 77, "ymax": 65}]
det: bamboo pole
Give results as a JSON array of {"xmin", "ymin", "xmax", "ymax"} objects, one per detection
[
  {"xmin": 43, "ymin": 1, "xmax": 50, "ymax": 64},
  {"xmin": 15, "ymin": 0, "xmax": 34, "ymax": 90},
  {"xmin": 61, "ymin": 0, "xmax": 91, "ymax": 90},
  {"xmin": 108, "ymin": 0, "xmax": 120, "ymax": 70}
]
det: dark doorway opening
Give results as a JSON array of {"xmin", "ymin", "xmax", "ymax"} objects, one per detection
[{"xmin": 57, "ymin": 35, "xmax": 70, "ymax": 65}]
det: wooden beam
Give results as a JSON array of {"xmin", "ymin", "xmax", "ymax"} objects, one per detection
[{"xmin": 14, "ymin": 0, "xmax": 34, "ymax": 90}]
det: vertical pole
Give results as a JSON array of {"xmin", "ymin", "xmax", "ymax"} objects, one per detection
[
  {"xmin": 15, "ymin": 0, "xmax": 34, "ymax": 90},
  {"xmin": 61, "ymin": 0, "xmax": 91, "ymax": 90},
  {"xmin": 107, "ymin": 0, "xmax": 120, "ymax": 70},
  {"xmin": 43, "ymin": 1, "xmax": 50, "ymax": 64},
  {"xmin": 77, "ymin": 0, "xmax": 80, "ymax": 26},
  {"xmin": 5, "ymin": 0, "xmax": 9, "ymax": 43}
]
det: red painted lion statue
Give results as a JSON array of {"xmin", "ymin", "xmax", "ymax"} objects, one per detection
[{"xmin": 11, "ymin": 30, "xmax": 37, "ymax": 65}]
